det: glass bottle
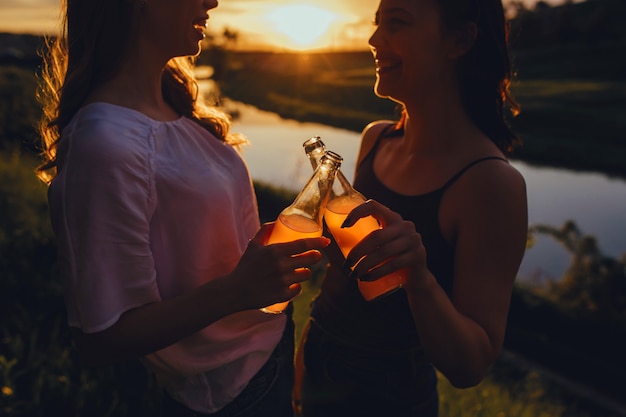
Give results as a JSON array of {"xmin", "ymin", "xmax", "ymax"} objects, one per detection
[
  {"xmin": 261, "ymin": 150, "xmax": 343, "ymax": 314},
  {"xmin": 302, "ymin": 137, "xmax": 407, "ymax": 301}
]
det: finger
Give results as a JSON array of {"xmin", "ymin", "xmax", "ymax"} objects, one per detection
[
  {"xmin": 274, "ymin": 256, "xmax": 321, "ymax": 284},
  {"xmin": 342, "ymin": 199, "xmax": 397, "ymax": 228},
  {"xmin": 267, "ymin": 282, "xmax": 302, "ymax": 307},
  {"xmin": 356, "ymin": 257, "xmax": 406, "ymax": 282},
  {"xmin": 347, "ymin": 231, "xmax": 411, "ymax": 276},
  {"xmin": 352, "ymin": 232, "xmax": 425, "ymax": 282},
  {"xmin": 341, "ymin": 199, "xmax": 378, "ymax": 228},
  {"xmin": 285, "ymin": 282, "xmax": 303, "ymax": 299},
  {"xmin": 270, "ymin": 236, "xmax": 331, "ymax": 256},
  {"xmin": 344, "ymin": 219, "xmax": 417, "ymax": 268},
  {"xmin": 290, "ymin": 249, "xmax": 324, "ymax": 268},
  {"xmin": 350, "ymin": 252, "xmax": 391, "ymax": 281},
  {"xmin": 292, "ymin": 267, "xmax": 313, "ymax": 283},
  {"xmin": 343, "ymin": 227, "xmax": 392, "ymax": 270}
]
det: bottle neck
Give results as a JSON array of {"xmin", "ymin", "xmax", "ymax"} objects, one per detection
[
  {"xmin": 283, "ymin": 152, "xmax": 342, "ymax": 226},
  {"xmin": 304, "ymin": 142, "xmax": 351, "ymax": 189},
  {"xmin": 305, "ymin": 146, "xmax": 326, "ymax": 171}
]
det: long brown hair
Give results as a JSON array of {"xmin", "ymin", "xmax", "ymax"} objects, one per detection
[
  {"xmin": 394, "ymin": 0, "xmax": 521, "ymax": 155},
  {"xmin": 36, "ymin": 0, "xmax": 241, "ymax": 184}
]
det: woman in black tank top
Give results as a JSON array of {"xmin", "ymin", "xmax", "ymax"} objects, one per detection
[{"xmin": 297, "ymin": 0, "xmax": 528, "ymax": 416}]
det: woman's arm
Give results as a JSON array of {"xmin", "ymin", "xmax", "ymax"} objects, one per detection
[
  {"xmin": 342, "ymin": 161, "xmax": 527, "ymax": 387},
  {"xmin": 72, "ymin": 225, "xmax": 330, "ymax": 366},
  {"xmin": 415, "ymin": 161, "xmax": 527, "ymax": 387}
]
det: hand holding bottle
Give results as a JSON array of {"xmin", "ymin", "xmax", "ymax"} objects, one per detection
[
  {"xmin": 260, "ymin": 150, "xmax": 343, "ymax": 313},
  {"xmin": 340, "ymin": 199, "xmax": 429, "ymax": 294},
  {"xmin": 227, "ymin": 222, "xmax": 330, "ymax": 313},
  {"xmin": 302, "ymin": 137, "xmax": 408, "ymax": 301}
]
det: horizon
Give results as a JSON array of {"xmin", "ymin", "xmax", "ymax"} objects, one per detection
[{"xmin": 0, "ymin": 0, "xmax": 581, "ymax": 52}]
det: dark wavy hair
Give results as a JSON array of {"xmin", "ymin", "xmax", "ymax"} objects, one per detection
[
  {"xmin": 36, "ymin": 0, "xmax": 242, "ymax": 183},
  {"xmin": 394, "ymin": 0, "xmax": 521, "ymax": 155}
]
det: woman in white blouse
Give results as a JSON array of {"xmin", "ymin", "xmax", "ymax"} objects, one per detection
[{"xmin": 36, "ymin": 0, "xmax": 329, "ymax": 415}]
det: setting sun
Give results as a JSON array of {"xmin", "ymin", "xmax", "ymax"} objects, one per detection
[{"xmin": 264, "ymin": 4, "xmax": 339, "ymax": 50}]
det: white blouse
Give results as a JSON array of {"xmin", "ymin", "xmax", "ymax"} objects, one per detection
[{"xmin": 48, "ymin": 102, "xmax": 285, "ymax": 413}]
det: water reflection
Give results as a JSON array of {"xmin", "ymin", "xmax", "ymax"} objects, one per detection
[{"xmin": 223, "ymin": 99, "xmax": 626, "ymax": 283}]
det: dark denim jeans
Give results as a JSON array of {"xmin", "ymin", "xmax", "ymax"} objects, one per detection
[
  {"xmin": 161, "ymin": 306, "xmax": 295, "ymax": 417},
  {"xmin": 300, "ymin": 319, "xmax": 439, "ymax": 417}
]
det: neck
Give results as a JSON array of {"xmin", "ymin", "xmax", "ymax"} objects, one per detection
[
  {"xmin": 399, "ymin": 86, "xmax": 480, "ymax": 156},
  {"xmin": 86, "ymin": 43, "xmax": 180, "ymax": 121}
]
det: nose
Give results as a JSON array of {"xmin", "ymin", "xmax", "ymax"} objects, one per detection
[
  {"xmin": 204, "ymin": 0, "xmax": 218, "ymax": 10},
  {"xmin": 368, "ymin": 26, "xmax": 381, "ymax": 50}
]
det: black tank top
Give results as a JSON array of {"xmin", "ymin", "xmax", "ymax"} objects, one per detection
[{"xmin": 311, "ymin": 126, "xmax": 507, "ymax": 352}]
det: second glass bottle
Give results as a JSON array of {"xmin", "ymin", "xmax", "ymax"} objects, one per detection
[{"xmin": 302, "ymin": 136, "xmax": 407, "ymax": 301}]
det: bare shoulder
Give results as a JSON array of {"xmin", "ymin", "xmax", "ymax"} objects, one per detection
[
  {"xmin": 462, "ymin": 158, "xmax": 525, "ymax": 199},
  {"xmin": 356, "ymin": 120, "xmax": 396, "ymax": 166},
  {"xmin": 441, "ymin": 157, "xmax": 526, "ymax": 223},
  {"xmin": 450, "ymin": 158, "xmax": 527, "ymax": 224},
  {"xmin": 361, "ymin": 120, "xmax": 395, "ymax": 143},
  {"xmin": 482, "ymin": 159, "xmax": 526, "ymax": 194}
]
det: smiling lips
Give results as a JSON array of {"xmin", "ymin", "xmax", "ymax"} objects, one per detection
[
  {"xmin": 375, "ymin": 57, "xmax": 402, "ymax": 74},
  {"xmin": 193, "ymin": 17, "xmax": 208, "ymax": 37}
]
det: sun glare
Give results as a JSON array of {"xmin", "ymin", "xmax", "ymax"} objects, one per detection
[{"xmin": 265, "ymin": 4, "xmax": 338, "ymax": 50}]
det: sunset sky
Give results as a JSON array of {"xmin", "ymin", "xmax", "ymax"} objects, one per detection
[{"xmin": 1, "ymin": 0, "xmax": 577, "ymax": 51}]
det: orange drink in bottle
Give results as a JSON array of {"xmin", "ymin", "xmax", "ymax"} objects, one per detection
[
  {"xmin": 267, "ymin": 213, "xmax": 323, "ymax": 243},
  {"xmin": 261, "ymin": 213, "xmax": 323, "ymax": 314},
  {"xmin": 259, "ymin": 150, "xmax": 342, "ymax": 314},
  {"xmin": 325, "ymin": 195, "xmax": 407, "ymax": 301}
]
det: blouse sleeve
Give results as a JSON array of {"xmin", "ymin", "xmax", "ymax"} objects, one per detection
[{"xmin": 49, "ymin": 116, "xmax": 161, "ymax": 334}]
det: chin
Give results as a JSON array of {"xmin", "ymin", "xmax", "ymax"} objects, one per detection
[
  {"xmin": 191, "ymin": 46, "xmax": 202, "ymax": 57},
  {"xmin": 374, "ymin": 89, "xmax": 389, "ymax": 99},
  {"xmin": 374, "ymin": 82, "xmax": 396, "ymax": 100},
  {"xmin": 374, "ymin": 89, "xmax": 405, "ymax": 107},
  {"xmin": 182, "ymin": 44, "xmax": 202, "ymax": 58}
]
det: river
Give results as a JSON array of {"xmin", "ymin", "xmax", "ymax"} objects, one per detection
[
  {"xmin": 194, "ymin": 63, "xmax": 625, "ymax": 283},
  {"xmin": 220, "ymin": 100, "xmax": 626, "ymax": 284}
]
